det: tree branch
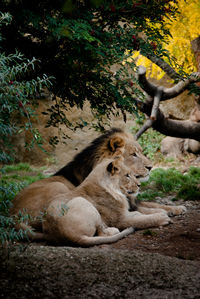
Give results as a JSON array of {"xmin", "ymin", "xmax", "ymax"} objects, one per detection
[
  {"xmin": 134, "ymin": 99, "xmax": 200, "ymax": 141},
  {"xmin": 137, "ymin": 66, "xmax": 157, "ymax": 97},
  {"xmin": 135, "ymin": 118, "xmax": 153, "ymax": 140},
  {"xmin": 162, "ymin": 72, "xmax": 200, "ymax": 100},
  {"xmin": 138, "ymin": 66, "xmax": 200, "ymax": 101},
  {"xmin": 153, "ymin": 113, "xmax": 200, "ymax": 141},
  {"xmin": 135, "ymin": 86, "xmax": 163, "ymax": 139},
  {"xmin": 145, "ymin": 53, "xmax": 181, "ymax": 80},
  {"xmin": 150, "ymin": 86, "xmax": 162, "ymax": 120}
]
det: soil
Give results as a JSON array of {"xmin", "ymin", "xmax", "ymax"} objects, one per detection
[
  {"xmin": 1, "ymin": 198, "xmax": 200, "ymax": 298},
  {"xmin": 1, "ymin": 156, "xmax": 200, "ymax": 298}
]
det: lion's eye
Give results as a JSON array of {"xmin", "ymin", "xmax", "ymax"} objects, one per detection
[
  {"xmin": 126, "ymin": 174, "xmax": 131, "ymax": 178},
  {"xmin": 132, "ymin": 153, "xmax": 137, "ymax": 157}
]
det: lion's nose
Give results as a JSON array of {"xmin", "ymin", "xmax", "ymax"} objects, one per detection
[
  {"xmin": 134, "ymin": 177, "xmax": 141, "ymax": 186},
  {"xmin": 135, "ymin": 175, "xmax": 141, "ymax": 182},
  {"xmin": 146, "ymin": 166, "xmax": 152, "ymax": 171}
]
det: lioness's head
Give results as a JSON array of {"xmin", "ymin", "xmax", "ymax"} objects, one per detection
[{"xmin": 91, "ymin": 156, "xmax": 140, "ymax": 204}]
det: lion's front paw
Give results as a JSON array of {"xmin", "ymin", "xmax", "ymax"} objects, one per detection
[
  {"xmin": 168, "ymin": 205, "xmax": 187, "ymax": 216},
  {"xmin": 157, "ymin": 213, "xmax": 172, "ymax": 226}
]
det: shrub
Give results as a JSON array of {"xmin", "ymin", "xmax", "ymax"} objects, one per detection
[{"xmin": 0, "ymin": 12, "xmax": 52, "ymax": 246}]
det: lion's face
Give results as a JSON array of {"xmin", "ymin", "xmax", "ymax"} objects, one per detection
[
  {"xmin": 123, "ymin": 133, "xmax": 152, "ymax": 182},
  {"xmin": 104, "ymin": 157, "xmax": 140, "ymax": 201},
  {"xmin": 119, "ymin": 165, "xmax": 140, "ymax": 200}
]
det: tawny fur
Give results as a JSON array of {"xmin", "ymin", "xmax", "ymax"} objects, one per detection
[
  {"xmin": 13, "ymin": 157, "xmax": 184, "ymax": 246},
  {"xmin": 10, "ymin": 129, "xmax": 186, "ymax": 246},
  {"xmin": 10, "ymin": 128, "xmax": 152, "ymax": 230},
  {"xmin": 41, "ymin": 157, "xmax": 174, "ymax": 246}
]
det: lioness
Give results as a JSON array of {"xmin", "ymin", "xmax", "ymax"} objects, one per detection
[
  {"xmin": 10, "ymin": 128, "xmax": 152, "ymax": 229},
  {"xmin": 34, "ymin": 157, "xmax": 171, "ymax": 246}
]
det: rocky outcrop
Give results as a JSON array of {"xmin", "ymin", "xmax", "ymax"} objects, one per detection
[
  {"xmin": 161, "ymin": 104, "xmax": 200, "ymax": 158},
  {"xmin": 11, "ymin": 98, "xmax": 135, "ymax": 166},
  {"xmin": 0, "ymin": 245, "xmax": 200, "ymax": 298}
]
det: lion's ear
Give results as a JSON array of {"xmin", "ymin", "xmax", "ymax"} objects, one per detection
[
  {"xmin": 107, "ymin": 159, "xmax": 121, "ymax": 175},
  {"xmin": 107, "ymin": 162, "xmax": 120, "ymax": 175},
  {"xmin": 108, "ymin": 137, "xmax": 125, "ymax": 153}
]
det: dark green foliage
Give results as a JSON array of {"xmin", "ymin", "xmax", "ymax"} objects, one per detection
[
  {"xmin": 1, "ymin": 1, "xmax": 179, "ymax": 130},
  {"xmin": 138, "ymin": 167, "xmax": 200, "ymax": 202},
  {"xmin": 0, "ymin": 181, "xmax": 27, "ymax": 244},
  {"xmin": 0, "ymin": 13, "xmax": 53, "ymax": 163},
  {"xmin": 0, "ymin": 12, "xmax": 52, "ymax": 245}
]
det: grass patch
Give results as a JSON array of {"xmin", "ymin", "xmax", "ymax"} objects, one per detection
[
  {"xmin": 131, "ymin": 122, "xmax": 164, "ymax": 161},
  {"xmin": 0, "ymin": 163, "xmax": 49, "ymax": 244},
  {"xmin": 143, "ymin": 229, "xmax": 157, "ymax": 237},
  {"xmin": 0, "ymin": 163, "xmax": 49, "ymax": 206},
  {"xmin": 1, "ymin": 163, "xmax": 32, "ymax": 174},
  {"xmin": 138, "ymin": 167, "xmax": 200, "ymax": 202}
]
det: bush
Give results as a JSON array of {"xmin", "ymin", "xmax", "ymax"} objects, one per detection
[
  {"xmin": 0, "ymin": 12, "xmax": 52, "ymax": 246},
  {"xmin": 0, "ymin": 12, "xmax": 53, "ymax": 163}
]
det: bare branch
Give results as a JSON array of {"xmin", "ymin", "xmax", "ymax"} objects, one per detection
[
  {"xmin": 137, "ymin": 66, "xmax": 157, "ymax": 97},
  {"xmin": 135, "ymin": 66, "xmax": 200, "ymax": 140},
  {"xmin": 135, "ymin": 87, "xmax": 163, "ymax": 139},
  {"xmin": 153, "ymin": 115, "xmax": 200, "ymax": 141},
  {"xmin": 135, "ymin": 100, "xmax": 200, "ymax": 141},
  {"xmin": 150, "ymin": 87, "xmax": 162, "ymax": 120},
  {"xmin": 135, "ymin": 118, "xmax": 153, "ymax": 140},
  {"xmin": 162, "ymin": 73, "xmax": 200, "ymax": 100},
  {"xmin": 145, "ymin": 53, "xmax": 181, "ymax": 80},
  {"xmin": 138, "ymin": 66, "xmax": 200, "ymax": 101}
]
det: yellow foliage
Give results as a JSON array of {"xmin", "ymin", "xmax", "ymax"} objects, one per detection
[{"xmin": 132, "ymin": 0, "xmax": 200, "ymax": 79}]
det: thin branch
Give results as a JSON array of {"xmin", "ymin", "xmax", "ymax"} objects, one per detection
[
  {"xmin": 135, "ymin": 118, "xmax": 153, "ymax": 140},
  {"xmin": 162, "ymin": 72, "xmax": 200, "ymax": 100},
  {"xmin": 135, "ymin": 87, "xmax": 162, "ymax": 139},
  {"xmin": 134, "ymin": 99, "xmax": 200, "ymax": 141},
  {"xmin": 145, "ymin": 53, "xmax": 181, "ymax": 80},
  {"xmin": 150, "ymin": 86, "xmax": 163, "ymax": 120},
  {"xmin": 138, "ymin": 66, "xmax": 200, "ymax": 101}
]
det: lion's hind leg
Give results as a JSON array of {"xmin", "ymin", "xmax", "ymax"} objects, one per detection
[{"xmin": 43, "ymin": 197, "xmax": 134, "ymax": 246}]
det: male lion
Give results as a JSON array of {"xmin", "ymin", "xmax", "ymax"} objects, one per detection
[
  {"xmin": 10, "ymin": 128, "xmax": 152, "ymax": 230},
  {"xmin": 28, "ymin": 157, "xmax": 171, "ymax": 246}
]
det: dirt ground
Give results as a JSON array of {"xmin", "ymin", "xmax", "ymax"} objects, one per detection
[
  {"xmin": 1, "ymin": 156, "xmax": 200, "ymax": 298},
  {"xmin": 110, "ymin": 199, "xmax": 200, "ymax": 261},
  {"xmin": 0, "ymin": 198, "xmax": 200, "ymax": 298}
]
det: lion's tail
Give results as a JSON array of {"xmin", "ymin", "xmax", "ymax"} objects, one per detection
[{"xmin": 78, "ymin": 227, "xmax": 134, "ymax": 246}]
